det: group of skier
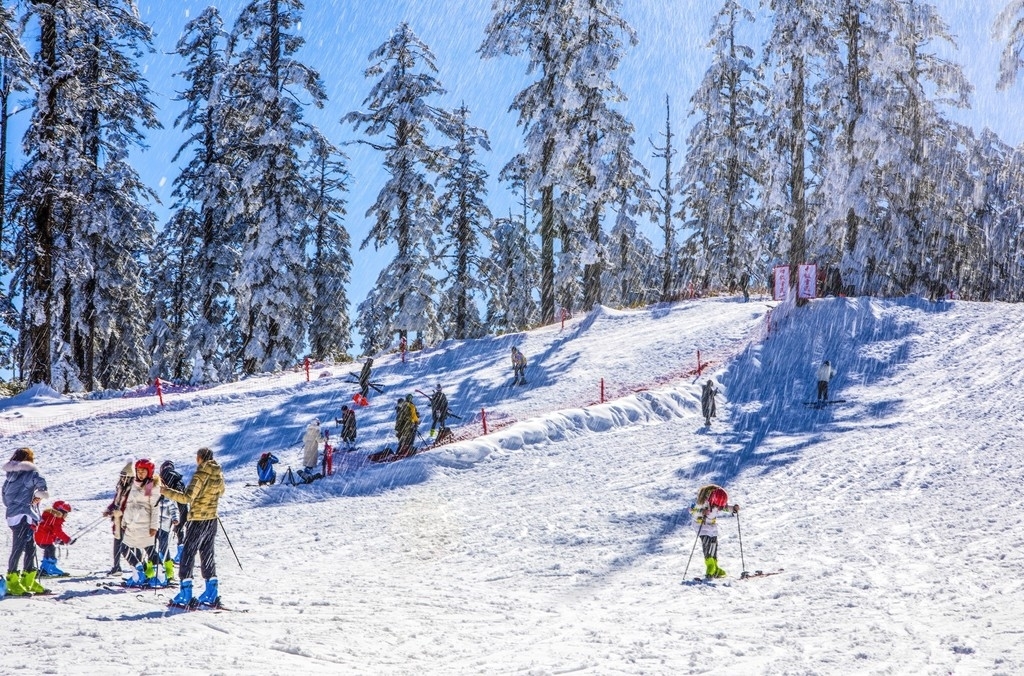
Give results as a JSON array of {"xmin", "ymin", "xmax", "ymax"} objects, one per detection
[{"xmin": 2, "ymin": 445, "xmax": 227, "ymax": 609}]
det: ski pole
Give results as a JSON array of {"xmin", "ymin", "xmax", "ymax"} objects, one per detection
[
  {"xmin": 218, "ymin": 517, "xmax": 243, "ymax": 571},
  {"xmin": 682, "ymin": 519, "xmax": 704, "ymax": 580},
  {"xmin": 68, "ymin": 514, "xmax": 108, "ymax": 544},
  {"xmin": 736, "ymin": 511, "xmax": 747, "ymax": 578}
]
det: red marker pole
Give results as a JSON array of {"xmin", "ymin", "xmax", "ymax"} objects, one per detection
[
  {"xmin": 154, "ymin": 377, "xmax": 164, "ymax": 407},
  {"xmin": 304, "ymin": 357, "xmax": 310, "ymax": 382},
  {"xmin": 600, "ymin": 378, "xmax": 605, "ymax": 403},
  {"xmin": 697, "ymin": 350, "xmax": 702, "ymax": 376},
  {"xmin": 481, "ymin": 408, "xmax": 488, "ymax": 435}
]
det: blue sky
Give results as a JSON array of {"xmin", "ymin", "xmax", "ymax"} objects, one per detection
[{"xmin": 9, "ymin": 1, "xmax": 1023, "ymax": 337}]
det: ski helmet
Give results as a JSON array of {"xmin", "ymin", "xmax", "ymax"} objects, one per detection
[
  {"xmin": 135, "ymin": 458, "xmax": 155, "ymax": 477},
  {"xmin": 53, "ymin": 500, "xmax": 72, "ymax": 514},
  {"xmin": 708, "ymin": 487, "xmax": 729, "ymax": 508}
]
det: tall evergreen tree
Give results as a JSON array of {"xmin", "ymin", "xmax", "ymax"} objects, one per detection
[
  {"xmin": 651, "ymin": 95, "xmax": 677, "ymax": 302},
  {"xmin": 566, "ymin": 0, "xmax": 640, "ymax": 312},
  {"xmin": 227, "ymin": 0, "xmax": 326, "ymax": 373},
  {"xmin": 437, "ymin": 104, "xmax": 493, "ymax": 340},
  {"xmin": 995, "ymin": 0, "xmax": 1024, "ymax": 90},
  {"xmin": 865, "ymin": 0, "xmax": 971, "ymax": 295},
  {"xmin": 12, "ymin": 0, "xmax": 158, "ymax": 391},
  {"xmin": 681, "ymin": 0, "xmax": 763, "ymax": 294},
  {"xmin": 345, "ymin": 22, "xmax": 449, "ymax": 353},
  {"xmin": 482, "ymin": 1, "xmax": 575, "ymax": 324},
  {"xmin": 156, "ymin": 6, "xmax": 240, "ymax": 383},
  {"xmin": 305, "ymin": 130, "xmax": 353, "ymax": 361},
  {"xmin": 761, "ymin": 0, "xmax": 835, "ymax": 298},
  {"xmin": 0, "ymin": 4, "xmax": 29, "ymax": 378}
]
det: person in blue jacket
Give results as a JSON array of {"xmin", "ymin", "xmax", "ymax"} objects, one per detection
[
  {"xmin": 3, "ymin": 447, "xmax": 49, "ymax": 597},
  {"xmin": 257, "ymin": 452, "xmax": 280, "ymax": 486}
]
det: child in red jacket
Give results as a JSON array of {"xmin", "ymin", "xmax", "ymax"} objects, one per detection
[{"xmin": 35, "ymin": 501, "xmax": 73, "ymax": 577}]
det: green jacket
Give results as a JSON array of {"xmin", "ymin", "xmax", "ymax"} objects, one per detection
[{"xmin": 161, "ymin": 459, "xmax": 224, "ymax": 521}]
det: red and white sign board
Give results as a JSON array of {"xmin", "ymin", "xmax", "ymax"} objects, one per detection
[
  {"xmin": 797, "ymin": 263, "xmax": 817, "ymax": 299},
  {"xmin": 773, "ymin": 265, "xmax": 790, "ymax": 301}
]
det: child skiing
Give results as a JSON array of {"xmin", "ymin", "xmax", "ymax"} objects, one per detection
[
  {"xmin": 690, "ymin": 484, "xmax": 740, "ymax": 579},
  {"xmin": 35, "ymin": 500, "xmax": 73, "ymax": 577},
  {"xmin": 159, "ymin": 461, "xmax": 189, "ymax": 564},
  {"xmin": 322, "ymin": 430, "xmax": 335, "ymax": 477}
]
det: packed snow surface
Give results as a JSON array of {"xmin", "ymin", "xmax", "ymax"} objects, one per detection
[{"xmin": 1, "ymin": 296, "xmax": 1022, "ymax": 675}]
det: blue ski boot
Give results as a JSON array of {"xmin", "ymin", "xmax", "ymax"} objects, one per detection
[
  {"xmin": 123, "ymin": 564, "xmax": 148, "ymax": 588},
  {"xmin": 40, "ymin": 557, "xmax": 67, "ymax": 577},
  {"xmin": 172, "ymin": 544, "xmax": 183, "ymax": 565},
  {"xmin": 196, "ymin": 578, "xmax": 219, "ymax": 606},
  {"xmin": 169, "ymin": 579, "xmax": 193, "ymax": 607}
]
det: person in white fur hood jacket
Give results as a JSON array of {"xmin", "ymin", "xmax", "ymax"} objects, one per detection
[
  {"xmin": 119, "ymin": 458, "xmax": 165, "ymax": 588},
  {"xmin": 2, "ymin": 447, "xmax": 49, "ymax": 596}
]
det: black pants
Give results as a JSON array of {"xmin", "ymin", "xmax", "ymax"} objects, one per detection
[
  {"xmin": 155, "ymin": 529, "xmax": 171, "ymax": 561},
  {"xmin": 817, "ymin": 380, "xmax": 829, "ymax": 401},
  {"xmin": 42, "ymin": 544, "xmax": 58, "ymax": 559},
  {"xmin": 7, "ymin": 521, "xmax": 37, "ymax": 573},
  {"xmin": 125, "ymin": 545, "xmax": 160, "ymax": 568},
  {"xmin": 700, "ymin": 534, "xmax": 718, "ymax": 560},
  {"xmin": 179, "ymin": 519, "xmax": 217, "ymax": 581}
]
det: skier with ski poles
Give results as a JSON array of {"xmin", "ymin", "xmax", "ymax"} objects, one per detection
[
  {"xmin": 161, "ymin": 447, "xmax": 226, "ymax": 608},
  {"xmin": 689, "ymin": 484, "xmax": 740, "ymax": 579}
]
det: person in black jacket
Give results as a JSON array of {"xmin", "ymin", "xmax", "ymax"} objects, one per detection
[
  {"xmin": 338, "ymin": 405, "xmax": 357, "ymax": 448},
  {"xmin": 429, "ymin": 385, "xmax": 449, "ymax": 437},
  {"xmin": 159, "ymin": 461, "xmax": 189, "ymax": 564},
  {"xmin": 358, "ymin": 358, "xmax": 374, "ymax": 399}
]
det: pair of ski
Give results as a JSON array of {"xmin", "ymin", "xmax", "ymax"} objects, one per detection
[
  {"xmin": 346, "ymin": 376, "xmax": 384, "ymax": 393},
  {"xmin": 164, "ymin": 598, "xmax": 240, "ymax": 613},
  {"xmin": 685, "ymin": 569, "xmax": 784, "ymax": 585},
  {"xmin": 803, "ymin": 399, "xmax": 846, "ymax": 408},
  {"xmin": 98, "ymin": 580, "xmax": 179, "ymax": 590}
]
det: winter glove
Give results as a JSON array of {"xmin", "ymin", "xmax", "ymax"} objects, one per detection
[{"xmin": 732, "ymin": 505, "xmax": 740, "ymax": 514}]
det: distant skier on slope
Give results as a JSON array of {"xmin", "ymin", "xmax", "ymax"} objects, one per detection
[
  {"xmin": 816, "ymin": 360, "xmax": 836, "ymax": 402},
  {"xmin": 358, "ymin": 358, "xmax": 374, "ymax": 399},
  {"xmin": 690, "ymin": 484, "xmax": 740, "ymax": 579},
  {"xmin": 338, "ymin": 405, "xmax": 357, "ymax": 449},
  {"xmin": 429, "ymin": 384, "xmax": 449, "ymax": 438},
  {"xmin": 395, "ymin": 395, "xmax": 419, "ymax": 455},
  {"xmin": 511, "ymin": 346, "xmax": 527, "ymax": 385},
  {"xmin": 299, "ymin": 419, "xmax": 323, "ymax": 482},
  {"xmin": 701, "ymin": 380, "xmax": 719, "ymax": 426}
]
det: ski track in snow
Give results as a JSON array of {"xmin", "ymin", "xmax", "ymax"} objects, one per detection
[{"xmin": 2, "ymin": 297, "xmax": 1023, "ymax": 674}]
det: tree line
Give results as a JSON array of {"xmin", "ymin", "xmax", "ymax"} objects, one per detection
[{"xmin": 0, "ymin": 0, "xmax": 1022, "ymax": 392}]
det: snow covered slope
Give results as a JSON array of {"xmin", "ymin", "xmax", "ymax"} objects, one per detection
[{"xmin": 1, "ymin": 296, "xmax": 1022, "ymax": 675}]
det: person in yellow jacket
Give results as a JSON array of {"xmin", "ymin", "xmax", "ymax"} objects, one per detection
[{"xmin": 161, "ymin": 447, "xmax": 225, "ymax": 607}]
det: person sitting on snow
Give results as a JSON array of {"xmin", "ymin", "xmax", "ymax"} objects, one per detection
[{"xmin": 257, "ymin": 452, "xmax": 280, "ymax": 486}]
